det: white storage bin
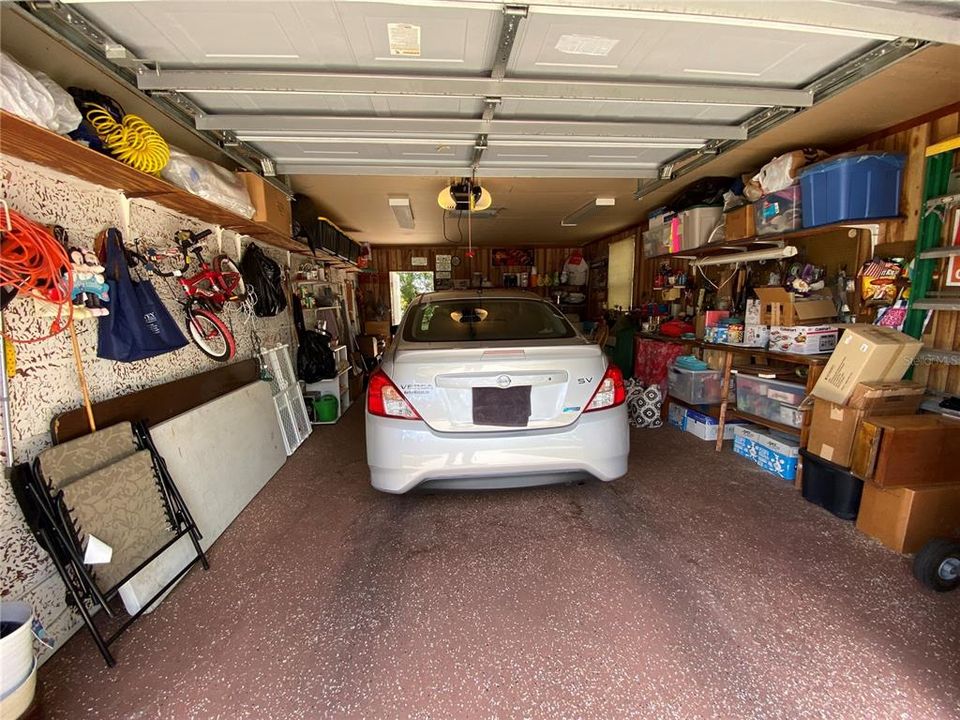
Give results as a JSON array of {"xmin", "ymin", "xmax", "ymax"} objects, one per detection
[
  {"xmin": 680, "ymin": 206, "xmax": 724, "ymax": 250},
  {"xmin": 667, "ymin": 364, "xmax": 727, "ymax": 405},
  {"xmin": 735, "ymin": 373, "xmax": 806, "ymax": 428}
]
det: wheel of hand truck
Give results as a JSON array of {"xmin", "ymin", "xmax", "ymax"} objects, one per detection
[
  {"xmin": 212, "ymin": 254, "xmax": 247, "ymax": 301},
  {"xmin": 185, "ymin": 308, "xmax": 236, "ymax": 362},
  {"xmin": 913, "ymin": 538, "xmax": 960, "ymax": 592}
]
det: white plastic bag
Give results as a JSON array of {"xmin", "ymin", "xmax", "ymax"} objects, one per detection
[
  {"xmin": 752, "ymin": 149, "xmax": 829, "ymax": 195},
  {"xmin": 0, "ymin": 52, "xmax": 81, "ymax": 134},
  {"xmin": 161, "ymin": 147, "xmax": 255, "ymax": 219}
]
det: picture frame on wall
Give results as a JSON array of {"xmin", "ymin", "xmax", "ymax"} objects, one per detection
[{"xmin": 492, "ymin": 248, "xmax": 534, "ymax": 267}]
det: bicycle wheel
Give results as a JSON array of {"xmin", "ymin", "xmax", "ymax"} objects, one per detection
[
  {"xmin": 212, "ymin": 254, "xmax": 247, "ymax": 301},
  {"xmin": 185, "ymin": 308, "xmax": 236, "ymax": 362}
]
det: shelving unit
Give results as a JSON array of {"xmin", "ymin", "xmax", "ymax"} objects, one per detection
[
  {"xmin": 647, "ymin": 216, "xmax": 904, "ymax": 262},
  {"xmin": 303, "ymin": 345, "xmax": 352, "ymax": 424},
  {"xmin": 645, "ymin": 333, "xmax": 829, "ymax": 487}
]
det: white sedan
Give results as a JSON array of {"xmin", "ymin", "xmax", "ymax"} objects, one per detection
[{"xmin": 365, "ymin": 290, "xmax": 629, "ymax": 493}]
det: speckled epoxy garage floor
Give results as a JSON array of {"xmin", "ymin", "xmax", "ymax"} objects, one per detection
[{"xmin": 36, "ymin": 406, "xmax": 959, "ymax": 720}]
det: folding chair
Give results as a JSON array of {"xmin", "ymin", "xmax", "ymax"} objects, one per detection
[{"xmin": 10, "ymin": 421, "xmax": 208, "ymax": 666}]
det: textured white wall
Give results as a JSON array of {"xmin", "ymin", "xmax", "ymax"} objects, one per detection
[{"xmin": 0, "ymin": 155, "xmax": 297, "ymax": 661}]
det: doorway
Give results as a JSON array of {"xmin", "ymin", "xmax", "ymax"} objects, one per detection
[{"xmin": 389, "ymin": 271, "xmax": 435, "ymax": 326}]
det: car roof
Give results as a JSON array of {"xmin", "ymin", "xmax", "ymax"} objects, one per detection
[{"xmin": 414, "ymin": 289, "xmax": 546, "ymax": 303}]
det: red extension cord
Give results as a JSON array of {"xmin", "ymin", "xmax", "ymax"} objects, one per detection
[{"xmin": 0, "ymin": 205, "xmax": 74, "ymax": 342}]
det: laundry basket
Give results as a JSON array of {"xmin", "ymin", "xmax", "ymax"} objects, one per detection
[{"xmin": 0, "ymin": 602, "xmax": 35, "ymax": 697}]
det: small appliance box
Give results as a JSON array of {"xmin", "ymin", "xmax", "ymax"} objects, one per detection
[
  {"xmin": 684, "ymin": 409, "xmax": 743, "ymax": 441},
  {"xmin": 856, "ymin": 482, "xmax": 960, "ymax": 554},
  {"xmin": 743, "ymin": 325, "xmax": 770, "ymax": 348},
  {"xmin": 744, "ymin": 299, "xmax": 762, "ymax": 325},
  {"xmin": 768, "ymin": 325, "xmax": 838, "ymax": 354},
  {"xmin": 733, "ymin": 425, "xmax": 800, "ymax": 481},
  {"xmin": 806, "ymin": 381, "xmax": 924, "ymax": 468},
  {"xmin": 753, "ymin": 287, "xmax": 836, "ymax": 327},
  {"xmin": 238, "ymin": 171, "xmax": 293, "ymax": 235},
  {"xmin": 812, "ymin": 325, "xmax": 922, "ymax": 405},
  {"xmin": 667, "ymin": 403, "xmax": 688, "ymax": 429}
]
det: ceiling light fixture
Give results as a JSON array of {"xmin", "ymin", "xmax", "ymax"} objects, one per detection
[
  {"xmin": 691, "ymin": 245, "xmax": 798, "ymax": 268},
  {"xmin": 561, "ymin": 197, "xmax": 615, "ymax": 227},
  {"xmin": 389, "ymin": 197, "xmax": 415, "ymax": 230}
]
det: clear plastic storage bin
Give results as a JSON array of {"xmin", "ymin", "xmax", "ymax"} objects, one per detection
[
  {"xmin": 754, "ymin": 185, "xmax": 802, "ymax": 235},
  {"xmin": 641, "ymin": 219, "xmax": 678, "ymax": 257},
  {"xmin": 734, "ymin": 373, "xmax": 806, "ymax": 427},
  {"xmin": 668, "ymin": 364, "xmax": 727, "ymax": 405},
  {"xmin": 680, "ymin": 205, "xmax": 724, "ymax": 249}
]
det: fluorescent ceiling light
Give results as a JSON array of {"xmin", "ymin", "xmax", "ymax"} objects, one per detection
[
  {"xmin": 692, "ymin": 245, "xmax": 798, "ymax": 268},
  {"xmin": 389, "ymin": 197, "xmax": 415, "ymax": 230},
  {"xmin": 561, "ymin": 198, "xmax": 616, "ymax": 227}
]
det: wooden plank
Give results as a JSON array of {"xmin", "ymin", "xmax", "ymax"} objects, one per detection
[
  {"xmin": 899, "ymin": 124, "xmax": 931, "ymax": 245},
  {"xmin": 51, "ymin": 359, "xmax": 260, "ymax": 443},
  {"xmin": 0, "ymin": 111, "xmax": 308, "ymax": 254}
]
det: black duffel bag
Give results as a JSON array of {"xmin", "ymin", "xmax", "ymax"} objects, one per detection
[
  {"xmin": 297, "ymin": 329, "xmax": 337, "ymax": 382},
  {"xmin": 240, "ymin": 243, "xmax": 287, "ymax": 317}
]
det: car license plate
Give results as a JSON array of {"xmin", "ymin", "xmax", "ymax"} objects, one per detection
[{"xmin": 472, "ymin": 386, "xmax": 531, "ymax": 427}]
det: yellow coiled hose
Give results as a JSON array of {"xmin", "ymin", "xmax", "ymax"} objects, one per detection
[{"xmin": 86, "ymin": 104, "xmax": 170, "ymax": 175}]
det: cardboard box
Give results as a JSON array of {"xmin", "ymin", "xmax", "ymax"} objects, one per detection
[
  {"xmin": 743, "ymin": 325, "xmax": 769, "ymax": 348},
  {"xmin": 807, "ymin": 385, "xmax": 923, "ymax": 468},
  {"xmin": 695, "ymin": 310, "xmax": 730, "ymax": 340},
  {"xmin": 768, "ymin": 325, "xmax": 838, "ymax": 354},
  {"xmin": 733, "ymin": 425, "xmax": 800, "ymax": 481},
  {"xmin": 812, "ymin": 325, "xmax": 923, "ymax": 404},
  {"xmin": 238, "ymin": 172, "xmax": 292, "ymax": 235},
  {"xmin": 684, "ymin": 409, "xmax": 744, "ymax": 441},
  {"xmin": 754, "ymin": 287, "xmax": 836, "ymax": 327},
  {"xmin": 723, "ymin": 204, "xmax": 756, "ymax": 242},
  {"xmin": 744, "ymin": 299, "xmax": 761, "ymax": 325},
  {"xmin": 851, "ymin": 415, "xmax": 960, "ymax": 487},
  {"xmin": 856, "ymin": 482, "xmax": 960, "ymax": 554},
  {"xmin": 365, "ymin": 320, "xmax": 392, "ymax": 338},
  {"xmin": 667, "ymin": 403, "xmax": 688, "ymax": 429}
]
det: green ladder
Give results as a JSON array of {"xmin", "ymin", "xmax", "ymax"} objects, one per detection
[{"xmin": 903, "ymin": 135, "xmax": 960, "ymax": 340}]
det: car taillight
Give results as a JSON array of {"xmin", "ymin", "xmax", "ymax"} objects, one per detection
[
  {"xmin": 367, "ymin": 368, "xmax": 422, "ymax": 420},
  {"xmin": 584, "ymin": 364, "xmax": 626, "ymax": 412}
]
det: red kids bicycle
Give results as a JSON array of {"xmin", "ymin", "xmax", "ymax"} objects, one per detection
[{"xmin": 131, "ymin": 229, "xmax": 246, "ymax": 361}]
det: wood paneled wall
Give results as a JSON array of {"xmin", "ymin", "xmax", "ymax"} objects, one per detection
[
  {"xmin": 360, "ymin": 245, "xmax": 583, "ymax": 321},
  {"xmin": 853, "ymin": 108, "xmax": 960, "ymax": 394}
]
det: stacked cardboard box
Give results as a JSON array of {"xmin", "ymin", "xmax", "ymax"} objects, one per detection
[
  {"xmin": 807, "ymin": 381, "xmax": 925, "ymax": 467},
  {"xmin": 811, "ymin": 325, "xmax": 922, "ymax": 404},
  {"xmin": 853, "ymin": 413, "xmax": 960, "ymax": 553}
]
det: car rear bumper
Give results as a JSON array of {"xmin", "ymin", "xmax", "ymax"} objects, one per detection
[{"xmin": 366, "ymin": 405, "xmax": 629, "ymax": 494}]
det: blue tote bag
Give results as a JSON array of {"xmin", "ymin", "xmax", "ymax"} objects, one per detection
[{"xmin": 97, "ymin": 228, "xmax": 188, "ymax": 362}]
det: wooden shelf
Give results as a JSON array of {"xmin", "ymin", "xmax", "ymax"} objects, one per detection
[
  {"xmin": 728, "ymin": 408, "xmax": 802, "ymax": 436},
  {"xmin": 648, "ymin": 216, "xmax": 904, "ymax": 262},
  {"xmin": 1, "ymin": 110, "xmax": 311, "ymax": 254}
]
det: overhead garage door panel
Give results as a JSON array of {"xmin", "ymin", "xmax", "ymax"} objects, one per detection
[
  {"xmin": 76, "ymin": 0, "xmax": 500, "ymax": 72},
  {"xmin": 509, "ymin": 10, "xmax": 878, "ymax": 85}
]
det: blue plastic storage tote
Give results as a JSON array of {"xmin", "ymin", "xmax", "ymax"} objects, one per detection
[{"xmin": 798, "ymin": 152, "xmax": 905, "ymax": 227}]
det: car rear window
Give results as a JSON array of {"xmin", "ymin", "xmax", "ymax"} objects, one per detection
[{"xmin": 402, "ymin": 298, "xmax": 577, "ymax": 342}]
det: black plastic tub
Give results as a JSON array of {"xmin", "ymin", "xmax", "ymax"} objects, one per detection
[{"xmin": 800, "ymin": 449, "xmax": 864, "ymax": 520}]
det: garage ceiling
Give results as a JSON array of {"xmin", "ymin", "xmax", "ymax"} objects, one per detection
[{"xmin": 18, "ymin": 1, "xmax": 960, "ymax": 244}]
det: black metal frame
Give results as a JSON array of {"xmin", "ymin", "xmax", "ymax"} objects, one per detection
[{"xmin": 15, "ymin": 421, "xmax": 208, "ymax": 666}]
